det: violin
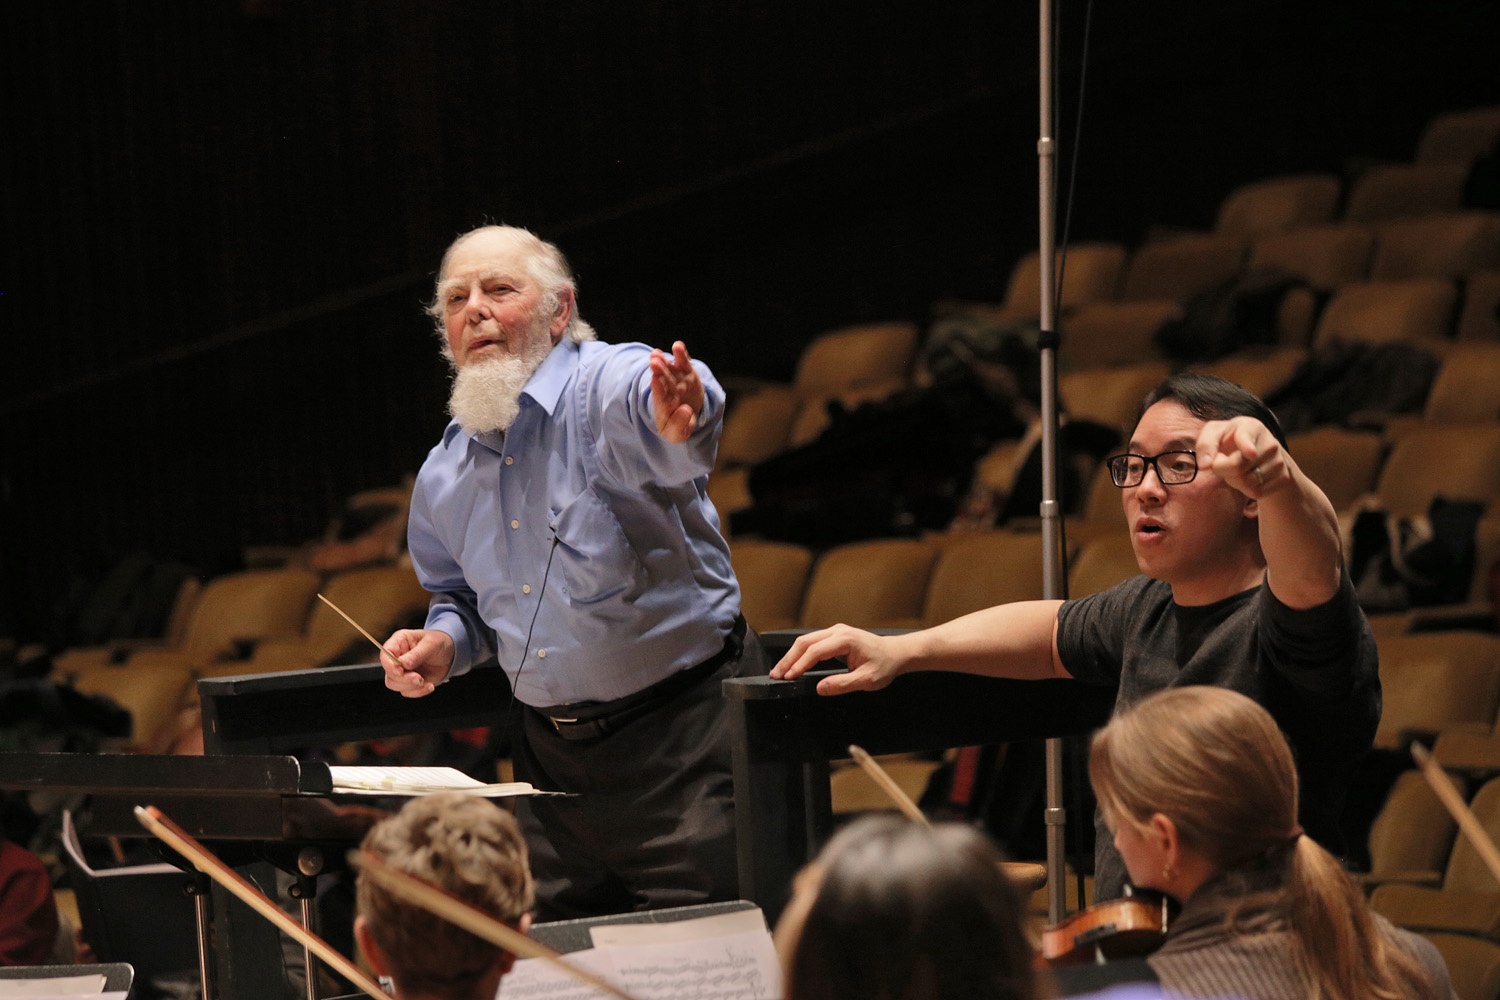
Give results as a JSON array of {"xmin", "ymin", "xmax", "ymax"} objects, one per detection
[{"xmin": 1038, "ymin": 889, "xmax": 1175, "ymax": 967}]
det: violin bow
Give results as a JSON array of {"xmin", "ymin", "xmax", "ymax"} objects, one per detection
[
  {"xmin": 1411, "ymin": 742, "xmax": 1500, "ymax": 886},
  {"xmin": 848, "ymin": 744, "xmax": 930, "ymax": 826},
  {"xmin": 133, "ymin": 806, "xmax": 389, "ymax": 1000},
  {"xmin": 347, "ymin": 849, "xmax": 643, "ymax": 1000}
]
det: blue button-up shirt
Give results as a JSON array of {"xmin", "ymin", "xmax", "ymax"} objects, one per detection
[{"xmin": 407, "ymin": 338, "xmax": 741, "ymax": 707}]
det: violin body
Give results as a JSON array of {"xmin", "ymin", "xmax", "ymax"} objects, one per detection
[{"xmin": 1039, "ymin": 891, "xmax": 1174, "ymax": 966}]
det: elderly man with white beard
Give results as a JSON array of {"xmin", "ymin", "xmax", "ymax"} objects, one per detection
[{"xmin": 379, "ymin": 225, "xmax": 761, "ymax": 920}]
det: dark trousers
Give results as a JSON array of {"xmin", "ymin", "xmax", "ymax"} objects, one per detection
[{"xmin": 512, "ymin": 626, "xmax": 764, "ymax": 921}]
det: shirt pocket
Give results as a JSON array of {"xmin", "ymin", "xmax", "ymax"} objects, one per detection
[{"xmin": 549, "ymin": 488, "xmax": 644, "ymax": 605}]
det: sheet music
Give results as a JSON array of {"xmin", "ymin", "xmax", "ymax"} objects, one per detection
[
  {"xmin": 503, "ymin": 928, "xmax": 781, "ymax": 1000},
  {"xmin": 0, "ymin": 974, "xmax": 125, "ymax": 1000},
  {"xmin": 328, "ymin": 765, "xmax": 560, "ymax": 797}
]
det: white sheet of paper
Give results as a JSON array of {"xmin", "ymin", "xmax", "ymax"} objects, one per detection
[
  {"xmin": 0, "ymin": 976, "xmax": 106, "ymax": 997},
  {"xmin": 328, "ymin": 765, "xmax": 557, "ymax": 797},
  {"xmin": 502, "ymin": 928, "xmax": 781, "ymax": 1000},
  {"xmin": 589, "ymin": 909, "xmax": 767, "ymax": 947}
]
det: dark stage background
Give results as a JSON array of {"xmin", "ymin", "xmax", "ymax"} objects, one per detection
[{"xmin": 2, "ymin": 0, "xmax": 1497, "ymax": 646}]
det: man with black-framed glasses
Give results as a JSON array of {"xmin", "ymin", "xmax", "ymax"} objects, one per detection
[{"xmin": 773, "ymin": 372, "xmax": 1378, "ymax": 902}]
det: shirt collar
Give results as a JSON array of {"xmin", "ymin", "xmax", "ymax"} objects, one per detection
[{"xmin": 520, "ymin": 337, "xmax": 579, "ymax": 416}]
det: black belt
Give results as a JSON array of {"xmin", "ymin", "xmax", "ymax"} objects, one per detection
[{"xmin": 537, "ymin": 615, "xmax": 747, "ymax": 742}]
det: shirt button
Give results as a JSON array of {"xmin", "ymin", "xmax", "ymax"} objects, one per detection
[
  {"xmin": 536, "ymin": 649, "xmax": 547, "ymax": 658},
  {"xmin": 510, "ymin": 519, "xmax": 520, "ymax": 529},
  {"xmin": 504, "ymin": 456, "xmax": 514, "ymax": 465},
  {"xmin": 522, "ymin": 584, "xmax": 532, "ymax": 594}
]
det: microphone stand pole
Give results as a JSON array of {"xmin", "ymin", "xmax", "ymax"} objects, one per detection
[{"xmin": 1035, "ymin": 0, "xmax": 1069, "ymax": 925}]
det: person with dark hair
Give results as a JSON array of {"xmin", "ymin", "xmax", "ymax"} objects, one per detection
[
  {"xmin": 380, "ymin": 225, "xmax": 763, "ymax": 919},
  {"xmin": 774, "ymin": 814, "xmax": 1039, "ymax": 1000},
  {"xmin": 354, "ymin": 793, "xmax": 534, "ymax": 1000},
  {"xmin": 774, "ymin": 373, "xmax": 1379, "ymax": 900},
  {"xmin": 1091, "ymin": 686, "xmax": 1452, "ymax": 1000}
]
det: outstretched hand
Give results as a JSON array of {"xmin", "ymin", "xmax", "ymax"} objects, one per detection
[
  {"xmin": 1197, "ymin": 416, "xmax": 1286, "ymax": 498},
  {"xmin": 769, "ymin": 624, "xmax": 904, "ymax": 696},
  {"xmin": 649, "ymin": 341, "xmax": 706, "ymax": 443}
]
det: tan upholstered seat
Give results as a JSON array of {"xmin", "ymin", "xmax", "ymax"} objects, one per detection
[
  {"xmin": 1249, "ymin": 222, "xmax": 1377, "ymax": 289},
  {"xmin": 1415, "ymin": 106, "xmax": 1500, "ymax": 165},
  {"xmin": 1285, "ymin": 426, "xmax": 1386, "ymax": 514},
  {"xmin": 1421, "ymin": 932, "xmax": 1500, "ymax": 1000},
  {"xmin": 1373, "ymin": 423, "xmax": 1500, "ymax": 519},
  {"xmin": 1459, "ymin": 272, "xmax": 1500, "ymax": 343},
  {"xmin": 1120, "ymin": 234, "xmax": 1249, "ymax": 304},
  {"xmin": 1361, "ymin": 769, "xmax": 1459, "ymax": 893},
  {"xmin": 1214, "ymin": 173, "xmax": 1342, "ymax": 242},
  {"xmin": 1344, "ymin": 162, "xmax": 1470, "ymax": 223},
  {"xmin": 1057, "ymin": 301, "xmax": 1180, "ymax": 371},
  {"xmin": 1371, "ymin": 776, "xmax": 1500, "ymax": 939},
  {"xmin": 1373, "ymin": 631, "xmax": 1500, "ymax": 751},
  {"xmin": 1066, "ymin": 532, "xmax": 1140, "ymax": 599},
  {"xmin": 1312, "ymin": 278, "xmax": 1457, "ymax": 351},
  {"xmin": 799, "ymin": 539, "xmax": 939, "ymax": 630},
  {"xmin": 1371, "ymin": 213, "xmax": 1500, "ymax": 281},
  {"xmin": 792, "ymin": 322, "xmax": 919, "ymax": 399},
  {"xmin": 921, "ymin": 530, "xmax": 1052, "ymax": 628},
  {"xmin": 1059, "ymin": 362, "xmax": 1171, "ymax": 435},
  {"xmin": 730, "ymin": 539, "xmax": 814, "ymax": 633}
]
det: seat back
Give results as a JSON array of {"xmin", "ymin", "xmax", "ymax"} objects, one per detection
[
  {"xmin": 1059, "ymin": 363, "xmax": 1170, "ymax": 435},
  {"xmin": 1415, "ymin": 106, "xmax": 1500, "ymax": 165},
  {"xmin": 1285, "ymin": 426, "xmax": 1385, "ymax": 514},
  {"xmin": 1458, "ymin": 272, "xmax": 1500, "ymax": 343},
  {"xmin": 1423, "ymin": 932, "xmax": 1500, "ymax": 1000},
  {"xmin": 1066, "ymin": 533, "xmax": 1140, "ymax": 599},
  {"xmin": 922, "ymin": 531, "xmax": 1050, "ymax": 628},
  {"xmin": 730, "ymin": 539, "xmax": 814, "ymax": 633},
  {"xmin": 1446, "ymin": 777, "xmax": 1500, "ymax": 893},
  {"xmin": 1343, "ymin": 162, "xmax": 1470, "ymax": 222},
  {"xmin": 296, "ymin": 564, "xmax": 431, "ymax": 666},
  {"xmin": 1371, "ymin": 212, "xmax": 1500, "ymax": 281},
  {"xmin": 1215, "ymin": 173, "xmax": 1342, "ymax": 241},
  {"xmin": 174, "ymin": 567, "xmax": 322, "ymax": 663},
  {"xmin": 1312, "ymin": 278, "xmax": 1457, "ymax": 351},
  {"xmin": 1247, "ymin": 223, "xmax": 1375, "ymax": 290},
  {"xmin": 1424, "ymin": 344, "xmax": 1500, "ymax": 424},
  {"xmin": 799, "ymin": 539, "xmax": 939, "ymax": 629},
  {"xmin": 1374, "ymin": 423, "xmax": 1500, "ymax": 519},
  {"xmin": 1366, "ymin": 769, "xmax": 1459, "ymax": 885},
  {"xmin": 1374, "ymin": 632, "xmax": 1500, "ymax": 751},
  {"xmin": 1121, "ymin": 235, "xmax": 1248, "ymax": 303},
  {"xmin": 792, "ymin": 322, "xmax": 919, "ymax": 399},
  {"xmin": 999, "ymin": 242, "xmax": 1127, "ymax": 320}
]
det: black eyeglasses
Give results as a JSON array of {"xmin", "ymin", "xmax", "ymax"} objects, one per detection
[{"xmin": 1106, "ymin": 451, "xmax": 1199, "ymax": 488}]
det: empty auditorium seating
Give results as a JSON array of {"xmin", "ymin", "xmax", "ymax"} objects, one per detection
[{"xmin": 1362, "ymin": 769, "xmax": 1460, "ymax": 893}]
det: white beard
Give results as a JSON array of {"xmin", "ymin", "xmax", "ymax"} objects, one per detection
[{"xmin": 447, "ymin": 333, "xmax": 555, "ymax": 435}]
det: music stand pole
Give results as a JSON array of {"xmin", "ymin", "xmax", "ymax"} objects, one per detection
[{"xmin": 1035, "ymin": 0, "xmax": 1069, "ymax": 925}]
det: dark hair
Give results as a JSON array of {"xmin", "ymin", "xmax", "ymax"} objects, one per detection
[
  {"xmin": 786, "ymin": 815, "xmax": 1037, "ymax": 1000},
  {"xmin": 1139, "ymin": 373, "xmax": 1287, "ymax": 446}
]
